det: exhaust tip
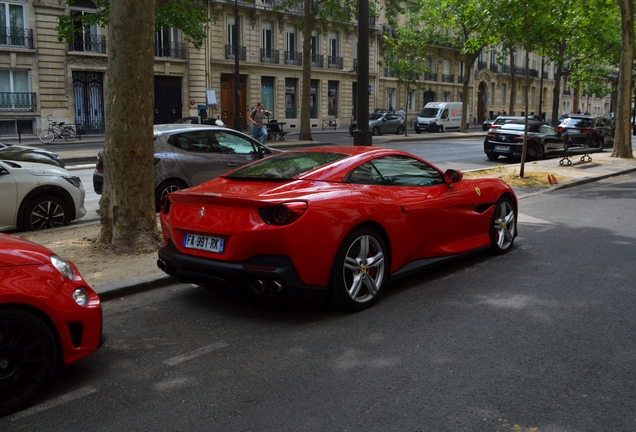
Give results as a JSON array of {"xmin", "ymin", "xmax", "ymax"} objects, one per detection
[
  {"xmin": 254, "ymin": 280, "xmax": 267, "ymax": 293},
  {"xmin": 157, "ymin": 259, "xmax": 166, "ymax": 272},
  {"xmin": 270, "ymin": 280, "xmax": 283, "ymax": 294}
]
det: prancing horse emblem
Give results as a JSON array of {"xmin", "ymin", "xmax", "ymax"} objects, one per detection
[{"xmin": 199, "ymin": 207, "xmax": 205, "ymax": 218}]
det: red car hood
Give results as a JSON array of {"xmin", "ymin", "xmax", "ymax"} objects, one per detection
[{"xmin": 0, "ymin": 234, "xmax": 53, "ymax": 267}]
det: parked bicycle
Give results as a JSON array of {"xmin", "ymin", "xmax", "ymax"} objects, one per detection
[{"xmin": 38, "ymin": 117, "xmax": 77, "ymax": 143}]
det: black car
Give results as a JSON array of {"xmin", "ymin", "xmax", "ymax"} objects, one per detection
[
  {"xmin": 482, "ymin": 115, "xmax": 497, "ymax": 131},
  {"xmin": 0, "ymin": 144, "xmax": 65, "ymax": 167},
  {"xmin": 557, "ymin": 115, "xmax": 613, "ymax": 149},
  {"xmin": 484, "ymin": 120, "xmax": 568, "ymax": 161}
]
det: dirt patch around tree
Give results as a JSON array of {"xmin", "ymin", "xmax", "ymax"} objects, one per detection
[
  {"xmin": 463, "ymin": 164, "xmax": 575, "ymax": 188},
  {"xmin": 20, "ymin": 221, "xmax": 162, "ymax": 288}
]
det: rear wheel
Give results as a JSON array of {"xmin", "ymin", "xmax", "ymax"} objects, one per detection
[
  {"xmin": 0, "ymin": 309, "xmax": 58, "ymax": 416},
  {"xmin": 38, "ymin": 130, "xmax": 55, "ymax": 144},
  {"xmin": 62, "ymin": 127, "xmax": 76, "ymax": 142},
  {"xmin": 486, "ymin": 153, "xmax": 499, "ymax": 161},
  {"xmin": 372, "ymin": 127, "xmax": 381, "ymax": 136},
  {"xmin": 534, "ymin": 144, "xmax": 546, "ymax": 160},
  {"xmin": 155, "ymin": 179, "xmax": 187, "ymax": 211},
  {"xmin": 490, "ymin": 197, "xmax": 516, "ymax": 254},
  {"xmin": 329, "ymin": 227, "xmax": 388, "ymax": 311},
  {"xmin": 23, "ymin": 195, "xmax": 69, "ymax": 231}
]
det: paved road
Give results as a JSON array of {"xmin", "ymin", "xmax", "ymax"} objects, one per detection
[{"xmin": 4, "ymin": 172, "xmax": 636, "ymax": 430}]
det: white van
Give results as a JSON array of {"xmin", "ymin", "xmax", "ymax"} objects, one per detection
[{"xmin": 414, "ymin": 102, "xmax": 463, "ymax": 133}]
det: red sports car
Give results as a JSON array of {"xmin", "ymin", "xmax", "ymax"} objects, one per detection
[
  {"xmin": 0, "ymin": 234, "xmax": 104, "ymax": 416},
  {"xmin": 157, "ymin": 147, "xmax": 517, "ymax": 311}
]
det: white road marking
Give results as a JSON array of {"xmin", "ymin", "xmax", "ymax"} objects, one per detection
[
  {"xmin": 163, "ymin": 342, "xmax": 229, "ymax": 366},
  {"xmin": 10, "ymin": 386, "xmax": 97, "ymax": 421}
]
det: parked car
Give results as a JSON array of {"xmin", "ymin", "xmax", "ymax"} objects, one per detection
[
  {"xmin": 0, "ymin": 233, "xmax": 103, "ymax": 416},
  {"xmin": 0, "ymin": 144, "xmax": 65, "ymax": 168},
  {"xmin": 349, "ymin": 111, "xmax": 405, "ymax": 136},
  {"xmin": 174, "ymin": 116, "xmax": 225, "ymax": 127},
  {"xmin": 482, "ymin": 115, "xmax": 497, "ymax": 131},
  {"xmin": 0, "ymin": 160, "xmax": 86, "ymax": 232},
  {"xmin": 157, "ymin": 146, "xmax": 518, "ymax": 311},
  {"xmin": 484, "ymin": 120, "xmax": 569, "ymax": 161},
  {"xmin": 557, "ymin": 115, "xmax": 613, "ymax": 149},
  {"xmin": 93, "ymin": 124, "xmax": 277, "ymax": 210},
  {"xmin": 488, "ymin": 116, "xmax": 525, "ymax": 131}
]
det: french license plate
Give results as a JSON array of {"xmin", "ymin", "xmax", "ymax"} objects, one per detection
[
  {"xmin": 494, "ymin": 145, "xmax": 509, "ymax": 151},
  {"xmin": 183, "ymin": 233, "xmax": 225, "ymax": 254}
]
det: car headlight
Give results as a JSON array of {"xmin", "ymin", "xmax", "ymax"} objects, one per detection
[
  {"xmin": 73, "ymin": 288, "xmax": 89, "ymax": 306},
  {"xmin": 63, "ymin": 175, "xmax": 82, "ymax": 188},
  {"xmin": 51, "ymin": 254, "xmax": 75, "ymax": 280}
]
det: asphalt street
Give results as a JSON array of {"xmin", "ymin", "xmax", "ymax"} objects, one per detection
[{"xmin": 3, "ymin": 171, "xmax": 636, "ymax": 430}]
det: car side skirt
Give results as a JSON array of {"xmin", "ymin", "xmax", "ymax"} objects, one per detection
[{"xmin": 390, "ymin": 245, "xmax": 491, "ymax": 281}]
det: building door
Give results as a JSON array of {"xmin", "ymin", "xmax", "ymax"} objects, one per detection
[
  {"xmin": 154, "ymin": 76, "xmax": 182, "ymax": 124},
  {"xmin": 478, "ymin": 82, "xmax": 488, "ymax": 123},
  {"xmin": 72, "ymin": 71, "xmax": 104, "ymax": 135},
  {"xmin": 220, "ymin": 73, "xmax": 247, "ymax": 130}
]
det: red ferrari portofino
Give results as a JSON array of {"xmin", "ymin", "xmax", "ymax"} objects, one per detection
[
  {"xmin": 157, "ymin": 147, "xmax": 518, "ymax": 311},
  {"xmin": 0, "ymin": 234, "xmax": 103, "ymax": 416}
]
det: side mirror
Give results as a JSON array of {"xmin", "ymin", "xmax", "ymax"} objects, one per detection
[{"xmin": 444, "ymin": 169, "xmax": 463, "ymax": 183}]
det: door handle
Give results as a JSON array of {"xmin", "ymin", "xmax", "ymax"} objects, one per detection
[{"xmin": 226, "ymin": 162, "xmax": 238, "ymax": 167}]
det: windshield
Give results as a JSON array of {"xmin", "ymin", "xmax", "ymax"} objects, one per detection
[
  {"xmin": 419, "ymin": 108, "xmax": 441, "ymax": 118},
  {"xmin": 226, "ymin": 152, "xmax": 348, "ymax": 179},
  {"xmin": 369, "ymin": 113, "xmax": 383, "ymax": 120}
]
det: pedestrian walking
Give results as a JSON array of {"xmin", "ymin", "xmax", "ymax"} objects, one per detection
[{"xmin": 249, "ymin": 102, "xmax": 272, "ymax": 144}]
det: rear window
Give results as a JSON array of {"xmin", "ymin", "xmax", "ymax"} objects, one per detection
[
  {"xmin": 500, "ymin": 123, "xmax": 526, "ymax": 131},
  {"xmin": 562, "ymin": 117, "xmax": 592, "ymax": 128},
  {"xmin": 226, "ymin": 152, "xmax": 347, "ymax": 179}
]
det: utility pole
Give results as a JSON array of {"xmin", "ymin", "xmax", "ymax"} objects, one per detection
[{"xmin": 233, "ymin": 0, "xmax": 242, "ymax": 131}]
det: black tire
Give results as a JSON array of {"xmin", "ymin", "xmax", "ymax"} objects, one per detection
[
  {"xmin": 0, "ymin": 308, "xmax": 58, "ymax": 417},
  {"xmin": 155, "ymin": 179, "xmax": 187, "ymax": 211},
  {"xmin": 489, "ymin": 197, "xmax": 516, "ymax": 255},
  {"xmin": 38, "ymin": 130, "xmax": 55, "ymax": 144},
  {"xmin": 62, "ymin": 128, "xmax": 77, "ymax": 142},
  {"xmin": 486, "ymin": 153, "xmax": 499, "ymax": 161},
  {"xmin": 437, "ymin": 125, "xmax": 444, "ymax": 133},
  {"xmin": 329, "ymin": 227, "xmax": 388, "ymax": 311},
  {"xmin": 23, "ymin": 195, "xmax": 69, "ymax": 231},
  {"xmin": 372, "ymin": 127, "xmax": 381, "ymax": 136},
  {"xmin": 415, "ymin": 129, "xmax": 421, "ymax": 134},
  {"xmin": 534, "ymin": 144, "xmax": 546, "ymax": 160},
  {"xmin": 396, "ymin": 125, "xmax": 405, "ymax": 135}
]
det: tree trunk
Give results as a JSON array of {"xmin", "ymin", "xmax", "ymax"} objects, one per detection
[
  {"xmin": 298, "ymin": 0, "xmax": 313, "ymax": 141},
  {"xmin": 97, "ymin": 0, "xmax": 162, "ymax": 253},
  {"xmin": 613, "ymin": 0, "xmax": 634, "ymax": 158},
  {"xmin": 550, "ymin": 40, "xmax": 566, "ymax": 127},
  {"xmin": 508, "ymin": 46, "xmax": 516, "ymax": 115},
  {"xmin": 461, "ymin": 53, "xmax": 478, "ymax": 133}
]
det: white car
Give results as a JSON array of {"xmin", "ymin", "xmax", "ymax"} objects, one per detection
[{"xmin": 0, "ymin": 160, "xmax": 86, "ymax": 232}]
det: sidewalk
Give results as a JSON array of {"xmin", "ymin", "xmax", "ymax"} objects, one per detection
[{"xmin": 10, "ymin": 129, "xmax": 636, "ymax": 302}]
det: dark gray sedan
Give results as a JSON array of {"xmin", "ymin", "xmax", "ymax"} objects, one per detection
[
  {"xmin": 349, "ymin": 112, "xmax": 405, "ymax": 136},
  {"xmin": 93, "ymin": 124, "xmax": 277, "ymax": 209}
]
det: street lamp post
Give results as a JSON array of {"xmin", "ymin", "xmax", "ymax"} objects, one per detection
[
  {"xmin": 353, "ymin": 0, "xmax": 372, "ymax": 146},
  {"xmin": 538, "ymin": 56, "xmax": 545, "ymax": 121},
  {"xmin": 233, "ymin": 0, "xmax": 242, "ymax": 131}
]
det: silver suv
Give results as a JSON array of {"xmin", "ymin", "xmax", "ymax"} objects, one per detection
[{"xmin": 93, "ymin": 124, "xmax": 277, "ymax": 209}]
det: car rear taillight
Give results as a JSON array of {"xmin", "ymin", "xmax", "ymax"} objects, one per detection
[
  {"xmin": 271, "ymin": 201, "xmax": 308, "ymax": 225},
  {"xmin": 160, "ymin": 195, "xmax": 171, "ymax": 214},
  {"xmin": 486, "ymin": 133, "xmax": 496, "ymax": 139},
  {"xmin": 556, "ymin": 126, "xmax": 565, "ymax": 132}
]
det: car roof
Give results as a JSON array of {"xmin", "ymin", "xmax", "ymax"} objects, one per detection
[{"xmin": 153, "ymin": 123, "xmax": 224, "ymax": 136}]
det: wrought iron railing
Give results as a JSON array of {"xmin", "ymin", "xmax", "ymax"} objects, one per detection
[
  {"xmin": 442, "ymin": 74, "xmax": 454, "ymax": 83},
  {"xmin": 68, "ymin": 34, "xmax": 107, "ymax": 53},
  {"xmin": 155, "ymin": 42, "xmax": 187, "ymax": 59},
  {"xmin": 225, "ymin": 45, "xmax": 246, "ymax": 61},
  {"xmin": 0, "ymin": 92, "xmax": 36, "ymax": 111},
  {"xmin": 261, "ymin": 48, "xmax": 279, "ymax": 64},
  {"xmin": 312, "ymin": 53, "xmax": 324, "ymax": 68},
  {"xmin": 457, "ymin": 75, "xmax": 464, "ymax": 83},
  {"xmin": 563, "ymin": 89, "xmax": 571, "ymax": 95},
  {"xmin": 477, "ymin": 60, "xmax": 487, "ymax": 70},
  {"xmin": 529, "ymin": 68, "xmax": 538, "ymax": 78},
  {"xmin": 385, "ymin": 68, "xmax": 396, "ymax": 77},
  {"xmin": 285, "ymin": 51, "xmax": 302, "ymax": 66},
  {"xmin": 0, "ymin": 27, "xmax": 33, "ymax": 48},
  {"xmin": 328, "ymin": 56, "xmax": 343, "ymax": 69},
  {"xmin": 489, "ymin": 63, "xmax": 499, "ymax": 73},
  {"xmin": 424, "ymin": 72, "xmax": 437, "ymax": 81}
]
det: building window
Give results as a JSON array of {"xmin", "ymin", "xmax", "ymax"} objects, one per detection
[
  {"xmin": 261, "ymin": 76, "xmax": 274, "ymax": 114},
  {"xmin": 310, "ymin": 79, "xmax": 319, "ymax": 118},
  {"xmin": 407, "ymin": 91, "xmax": 415, "ymax": 111},
  {"xmin": 443, "ymin": 92, "xmax": 451, "ymax": 102},
  {"xmin": 386, "ymin": 88, "xmax": 395, "ymax": 110},
  {"xmin": 0, "ymin": 2, "xmax": 29, "ymax": 48},
  {"xmin": 155, "ymin": 28, "xmax": 184, "ymax": 59},
  {"xmin": 227, "ymin": 15, "xmax": 241, "ymax": 46},
  {"xmin": 285, "ymin": 78, "xmax": 297, "ymax": 118},
  {"xmin": 328, "ymin": 81, "xmax": 338, "ymax": 117},
  {"xmin": 0, "ymin": 69, "xmax": 32, "ymax": 111}
]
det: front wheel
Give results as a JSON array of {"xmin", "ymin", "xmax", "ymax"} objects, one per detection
[
  {"xmin": 0, "ymin": 308, "xmax": 58, "ymax": 416},
  {"xmin": 437, "ymin": 125, "xmax": 444, "ymax": 133},
  {"xmin": 396, "ymin": 125, "xmax": 405, "ymax": 135},
  {"xmin": 490, "ymin": 197, "xmax": 516, "ymax": 254},
  {"xmin": 329, "ymin": 227, "xmax": 388, "ymax": 311},
  {"xmin": 23, "ymin": 195, "xmax": 69, "ymax": 231},
  {"xmin": 38, "ymin": 130, "xmax": 55, "ymax": 144},
  {"xmin": 372, "ymin": 127, "xmax": 381, "ymax": 136},
  {"xmin": 534, "ymin": 144, "xmax": 546, "ymax": 160}
]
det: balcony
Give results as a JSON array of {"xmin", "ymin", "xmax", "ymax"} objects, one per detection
[
  {"xmin": 155, "ymin": 42, "xmax": 186, "ymax": 59},
  {"xmin": 312, "ymin": 53, "xmax": 324, "ymax": 68},
  {"xmin": 261, "ymin": 48, "xmax": 279, "ymax": 64},
  {"xmin": 285, "ymin": 51, "xmax": 302, "ymax": 66},
  {"xmin": 424, "ymin": 72, "xmax": 437, "ymax": 81},
  {"xmin": 563, "ymin": 89, "xmax": 572, "ymax": 96},
  {"xmin": 68, "ymin": 34, "xmax": 106, "ymax": 54},
  {"xmin": 328, "ymin": 56, "xmax": 343, "ymax": 69},
  {"xmin": 0, "ymin": 92, "xmax": 36, "ymax": 111},
  {"xmin": 529, "ymin": 68, "xmax": 538, "ymax": 78},
  {"xmin": 225, "ymin": 45, "xmax": 246, "ymax": 61},
  {"xmin": 442, "ymin": 74, "xmax": 454, "ymax": 83},
  {"xmin": 477, "ymin": 60, "xmax": 487, "ymax": 70},
  {"xmin": 489, "ymin": 63, "xmax": 498, "ymax": 73},
  {"xmin": 501, "ymin": 64, "xmax": 511, "ymax": 74},
  {"xmin": 457, "ymin": 75, "xmax": 464, "ymax": 84},
  {"xmin": 0, "ymin": 27, "xmax": 33, "ymax": 49}
]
